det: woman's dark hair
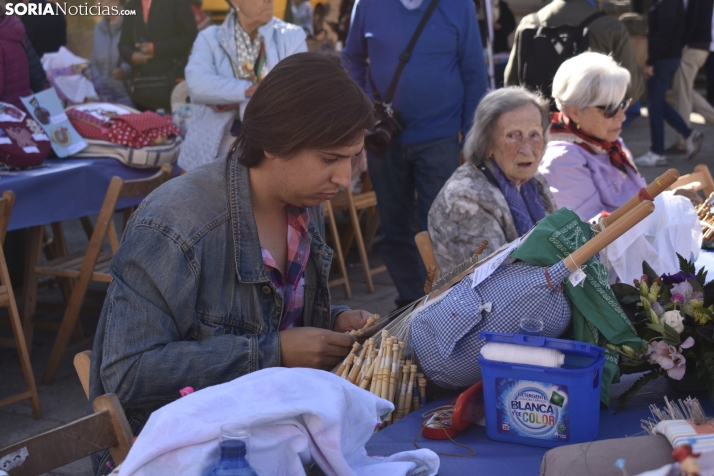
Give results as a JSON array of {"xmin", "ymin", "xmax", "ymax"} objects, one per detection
[{"xmin": 233, "ymin": 52, "xmax": 375, "ymax": 167}]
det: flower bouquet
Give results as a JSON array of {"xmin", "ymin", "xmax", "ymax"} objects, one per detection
[{"xmin": 611, "ymin": 254, "xmax": 714, "ymax": 408}]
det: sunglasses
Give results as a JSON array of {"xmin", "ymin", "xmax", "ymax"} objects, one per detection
[{"xmin": 595, "ymin": 97, "xmax": 632, "ymax": 119}]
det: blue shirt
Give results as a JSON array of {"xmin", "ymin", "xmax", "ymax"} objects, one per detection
[{"xmin": 342, "ymin": 0, "xmax": 488, "ymax": 144}]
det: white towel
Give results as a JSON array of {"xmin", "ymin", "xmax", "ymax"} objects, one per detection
[{"xmin": 119, "ymin": 367, "xmax": 439, "ymax": 476}]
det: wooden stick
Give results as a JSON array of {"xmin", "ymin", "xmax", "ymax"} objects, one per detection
[
  {"xmin": 418, "ymin": 378, "xmax": 427, "ymax": 408},
  {"xmin": 602, "ymin": 169, "xmax": 678, "ymax": 227},
  {"xmin": 566, "ymin": 200, "xmax": 655, "ymax": 271},
  {"xmin": 423, "ymin": 265, "xmax": 437, "ymax": 293}
]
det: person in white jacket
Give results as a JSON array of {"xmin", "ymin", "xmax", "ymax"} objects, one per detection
[{"xmin": 178, "ymin": 0, "xmax": 306, "ymax": 172}]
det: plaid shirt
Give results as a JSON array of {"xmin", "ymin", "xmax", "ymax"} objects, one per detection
[{"xmin": 261, "ymin": 206, "xmax": 311, "ymax": 331}]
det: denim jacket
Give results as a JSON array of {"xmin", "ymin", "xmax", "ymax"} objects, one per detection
[{"xmin": 89, "ymin": 155, "xmax": 348, "ymax": 426}]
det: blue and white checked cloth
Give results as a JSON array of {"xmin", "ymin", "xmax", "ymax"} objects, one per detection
[{"xmin": 411, "ymin": 261, "xmax": 572, "ymax": 389}]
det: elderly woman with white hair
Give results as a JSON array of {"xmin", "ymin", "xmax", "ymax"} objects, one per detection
[
  {"xmin": 428, "ymin": 87, "xmax": 557, "ymax": 272},
  {"xmin": 539, "ymin": 52, "xmax": 700, "ymax": 222},
  {"xmin": 540, "ymin": 52, "xmax": 702, "ymax": 283}
]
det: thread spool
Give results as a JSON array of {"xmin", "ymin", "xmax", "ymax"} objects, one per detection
[{"xmin": 480, "ymin": 342, "xmax": 565, "ymax": 368}]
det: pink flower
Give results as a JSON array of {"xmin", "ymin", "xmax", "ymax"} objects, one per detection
[
  {"xmin": 671, "ymin": 282, "xmax": 694, "ymax": 302},
  {"xmin": 671, "ymin": 293, "xmax": 685, "ymax": 305},
  {"xmin": 646, "ymin": 338, "xmax": 694, "ymax": 380}
]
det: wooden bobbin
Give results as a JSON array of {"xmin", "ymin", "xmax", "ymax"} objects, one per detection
[
  {"xmin": 369, "ymin": 337, "xmax": 386, "ymax": 394},
  {"xmin": 348, "ymin": 344, "xmax": 368, "ymax": 383},
  {"xmin": 418, "ymin": 378, "xmax": 427, "ymax": 409},
  {"xmin": 404, "ymin": 364, "xmax": 417, "ymax": 416},
  {"xmin": 474, "ymin": 239, "xmax": 489, "ymax": 256},
  {"xmin": 394, "ymin": 364, "xmax": 410, "ymax": 421},
  {"xmin": 380, "ymin": 340, "xmax": 395, "ymax": 401},
  {"xmin": 340, "ymin": 355, "xmax": 354, "ymax": 379}
]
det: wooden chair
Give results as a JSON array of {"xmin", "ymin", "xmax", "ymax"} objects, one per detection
[
  {"xmin": 35, "ymin": 165, "xmax": 173, "ymax": 385},
  {"xmin": 414, "ymin": 231, "xmax": 439, "ymax": 281},
  {"xmin": 330, "ymin": 175, "xmax": 387, "ymax": 293},
  {"xmin": 0, "ymin": 393, "xmax": 132, "ymax": 476},
  {"xmin": 74, "ymin": 350, "xmax": 92, "ymax": 399},
  {"xmin": 668, "ymin": 164, "xmax": 714, "ymax": 198},
  {"xmin": 0, "ymin": 191, "xmax": 41, "ymax": 419},
  {"xmin": 323, "ymin": 201, "xmax": 351, "ymax": 299}
]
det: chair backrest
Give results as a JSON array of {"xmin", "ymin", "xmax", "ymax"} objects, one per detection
[
  {"xmin": 0, "ymin": 393, "xmax": 132, "ymax": 476},
  {"xmin": 0, "ymin": 190, "xmax": 16, "ymax": 245},
  {"xmin": 74, "ymin": 350, "xmax": 92, "ymax": 399},
  {"xmin": 414, "ymin": 231, "xmax": 439, "ymax": 279},
  {"xmin": 83, "ymin": 165, "xmax": 174, "ymax": 275},
  {"xmin": 668, "ymin": 164, "xmax": 714, "ymax": 198}
]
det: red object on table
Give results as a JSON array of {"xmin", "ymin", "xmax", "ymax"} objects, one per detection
[{"xmin": 422, "ymin": 380, "xmax": 484, "ymax": 440}]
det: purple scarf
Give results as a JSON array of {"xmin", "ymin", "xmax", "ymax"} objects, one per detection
[{"xmin": 491, "ymin": 162, "xmax": 547, "ymax": 236}]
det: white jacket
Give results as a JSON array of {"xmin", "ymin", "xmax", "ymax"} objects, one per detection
[{"xmin": 178, "ymin": 13, "xmax": 306, "ymax": 171}]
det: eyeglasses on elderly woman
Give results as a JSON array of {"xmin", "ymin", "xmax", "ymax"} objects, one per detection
[{"xmin": 594, "ymin": 97, "xmax": 632, "ymax": 119}]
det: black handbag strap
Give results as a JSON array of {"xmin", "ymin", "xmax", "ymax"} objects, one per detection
[{"xmin": 369, "ymin": 0, "xmax": 441, "ymax": 105}]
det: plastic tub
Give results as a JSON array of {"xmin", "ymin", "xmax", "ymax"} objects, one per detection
[{"xmin": 478, "ymin": 332, "xmax": 605, "ymax": 448}]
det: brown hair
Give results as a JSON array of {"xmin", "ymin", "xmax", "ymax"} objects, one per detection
[{"xmin": 233, "ymin": 52, "xmax": 375, "ymax": 167}]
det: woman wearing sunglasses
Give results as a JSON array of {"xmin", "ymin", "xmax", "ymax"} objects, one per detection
[{"xmin": 539, "ymin": 52, "xmax": 701, "ymax": 222}]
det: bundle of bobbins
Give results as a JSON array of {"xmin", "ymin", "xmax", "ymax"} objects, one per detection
[
  {"xmin": 696, "ymin": 192, "xmax": 714, "ymax": 245},
  {"xmin": 335, "ymin": 326, "xmax": 427, "ymax": 426},
  {"xmin": 333, "ymin": 239, "xmax": 493, "ymax": 426}
]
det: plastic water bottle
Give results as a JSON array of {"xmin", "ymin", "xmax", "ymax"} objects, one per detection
[{"xmin": 208, "ymin": 425, "xmax": 258, "ymax": 476}]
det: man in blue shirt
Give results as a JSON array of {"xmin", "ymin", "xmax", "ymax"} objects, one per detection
[{"xmin": 343, "ymin": 0, "xmax": 487, "ymax": 307}]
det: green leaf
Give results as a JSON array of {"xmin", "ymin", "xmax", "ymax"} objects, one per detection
[
  {"xmin": 697, "ymin": 266, "xmax": 708, "ymax": 287},
  {"xmin": 621, "ymin": 295, "xmax": 641, "ymax": 305},
  {"xmin": 646, "ymin": 323, "xmax": 666, "ymax": 335},
  {"xmin": 616, "ymin": 371, "xmax": 661, "ymax": 412},
  {"xmin": 678, "ymin": 253, "xmax": 696, "ymax": 274},
  {"xmin": 612, "ymin": 283, "xmax": 640, "ymax": 297},
  {"xmin": 643, "ymin": 261, "xmax": 659, "ymax": 283},
  {"xmin": 661, "ymin": 322, "xmax": 682, "ymax": 346}
]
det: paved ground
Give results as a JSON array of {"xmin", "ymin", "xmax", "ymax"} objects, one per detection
[{"xmin": 1, "ymin": 110, "xmax": 714, "ymax": 475}]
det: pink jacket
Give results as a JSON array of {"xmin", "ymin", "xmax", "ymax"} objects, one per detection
[{"xmin": 0, "ymin": 15, "xmax": 32, "ymax": 109}]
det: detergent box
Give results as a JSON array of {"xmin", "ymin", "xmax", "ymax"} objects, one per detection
[{"xmin": 478, "ymin": 332, "xmax": 605, "ymax": 448}]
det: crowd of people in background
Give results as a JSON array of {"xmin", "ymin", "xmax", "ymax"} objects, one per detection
[{"xmin": 2, "ymin": 0, "xmax": 714, "ymax": 306}]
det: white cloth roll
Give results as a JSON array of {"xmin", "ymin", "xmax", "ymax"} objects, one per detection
[{"xmin": 481, "ymin": 342, "xmax": 565, "ymax": 368}]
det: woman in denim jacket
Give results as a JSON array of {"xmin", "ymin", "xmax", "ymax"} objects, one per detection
[{"xmin": 90, "ymin": 54, "xmax": 376, "ymax": 473}]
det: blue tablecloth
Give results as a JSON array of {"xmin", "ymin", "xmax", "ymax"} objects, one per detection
[
  {"xmin": 365, "ymin": 374, "xmax": 712, "ymax": 475},
  {"xmin": 0, "ymin": 158, "xmax": 179, "ymax": 231}
]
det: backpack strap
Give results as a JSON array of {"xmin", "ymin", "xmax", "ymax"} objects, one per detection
[
  {"xmin": 576, "ymin": 11, "xmax": 606, "ymax": 33},
  {"xmin": 370, "ymin": 0, "xmax": 441, "ymax": 104}
]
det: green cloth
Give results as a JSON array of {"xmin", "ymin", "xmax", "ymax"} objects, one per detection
[{"xmin": 510, "ymin": 208, "xmax": 641, "ymax": 406}]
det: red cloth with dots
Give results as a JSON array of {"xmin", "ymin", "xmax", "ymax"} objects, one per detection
[
  {"xmin": 67, "ymin": 109, "xmax": 110, "ymax": 140},
  {"xmin": 106, "ymin": 111, "xmax": 182, "ymax": 149},
  {"xmin": 68, "ymin": 110, "xmax": 181, "ymax": 149}
]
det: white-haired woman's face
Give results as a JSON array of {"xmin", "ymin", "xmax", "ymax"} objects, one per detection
[
  {"xmin": 565, "ymin": 102, "xmax": 626, "ymax": 143},
  {"xmin": 489, "ymin": 103, "xmax": 544, "ymax": 187}
]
